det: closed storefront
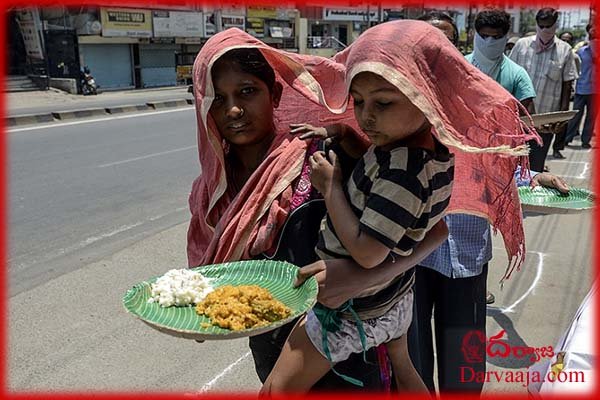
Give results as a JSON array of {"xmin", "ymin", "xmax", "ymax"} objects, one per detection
[
  {"xmin": 79, "ymin": 43, "xmax": 133, "ymax": 89},
  {"xmin": 139, "ymin": 43, "xmax": 177, "ymax": 87}
]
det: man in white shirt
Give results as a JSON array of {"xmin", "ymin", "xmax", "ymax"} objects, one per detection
[{"xmin": 510, "ymin": 7, "xmax": 578, "ymax": 170}]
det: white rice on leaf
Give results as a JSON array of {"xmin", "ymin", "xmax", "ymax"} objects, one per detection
[{"xmin": 147, "ymin": 269, "xmax": 214, "ymax": 307}]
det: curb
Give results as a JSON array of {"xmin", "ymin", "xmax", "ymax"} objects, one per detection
[
  {"xmin": 7, "ymin": 99, "xmax": 194, "ymax": 128},
  {"xmin": 53, "ymin": 108, "xmax": 107, "ymax": 120},
  {"xmin": 147, "ymin": 99, "xmax": 190, "ymax": 109},
  {"xmin": 106, "ymin": 104, "xmax": 151, "ymax": 114},
  {"xmin": 6, "ymin": 113, "xmax": 55, "ymax": 127}
]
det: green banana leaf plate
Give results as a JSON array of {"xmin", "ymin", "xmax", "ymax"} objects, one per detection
[
  {"xmin": 519, "ymin": 186, "xmax": 595, "ymax": 214},
  {"xmin": 123, "ymin": 260, "xmax": 318, "ymax": 340}
]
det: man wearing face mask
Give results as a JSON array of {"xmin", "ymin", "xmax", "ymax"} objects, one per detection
[
  {"xmin": 466, "ymin": 9, "xmax": 536, "ymax": 114},
  {"xmin": 510, "ymin": 7, "xmax": 578, "ymax": 169},
  {"xmin": 565, "ymin": 23, "xmax": 596, "ymax": 149}
]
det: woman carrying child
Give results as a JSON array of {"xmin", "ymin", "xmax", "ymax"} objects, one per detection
[{"xmin": 186, "ymin": 28, "xmax": 448, "ymax": 390}]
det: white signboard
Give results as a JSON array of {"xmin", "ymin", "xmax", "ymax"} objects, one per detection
[
  {"xmin": 204, "ymin": 13, "xmax": 216, "ymax": 36},
  {"xmin": 222, "ymin": 15, "xmax": 245, "ymax": 30},
  {"xmin": 269, "ymin": 26, "xmax": 293, "ymax": 38},
  {"xmin": 100, "ymin": 7, "xmax": 152, "ymax": 38},
  {"xmin": 16, "ymin": 9, "xmax": 44, "ymax": 59},
  {"xmin": 323, "ymin": 8, "xmax": 380, "ymax": 22},
  {"xmin": 153, "ymin": 10, "xmax": 203, "ymax": 37}
]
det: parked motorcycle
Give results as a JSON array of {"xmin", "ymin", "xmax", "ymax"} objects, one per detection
[{"xmin": 80, "ymin": 67, "xmax": 97, "ymax": 95}]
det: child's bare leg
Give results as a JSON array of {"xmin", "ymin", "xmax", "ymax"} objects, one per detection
[
  {"xmin": 386, "ymin": 334, "xmax": 429, "ymax": 394},
  {"xmin": 260, "ymin": 316, "xmax": 332, "ymax": 394}
]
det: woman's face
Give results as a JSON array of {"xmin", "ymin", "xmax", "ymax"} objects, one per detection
[
  {"xmin": 209, "ymin": 61, "xmax": 281, "ymax": 147},
  {"xmin": 350, "ymin": 72, "xmax": 427, "ymax": 147}
]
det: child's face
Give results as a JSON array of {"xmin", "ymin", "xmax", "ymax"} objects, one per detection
[
  {"xmin": 209, "ymin": 61, "xmax": 280, "ymax": 147},
  {"xmin": 350, "ymin": 72, "xmax": 427, "ymax": 147}
]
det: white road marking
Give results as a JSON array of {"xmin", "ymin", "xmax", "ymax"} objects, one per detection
[
  {"xmin": 9, "ymin": 206, "xmax": 188, "ymax": 271},
  {"xmin": 488, "ymin": 251, "xmax": 545, "ymax": 314},
  {"xmin": 578, "ymin": 163, "xmax": 591, "ymax": 179},
  {"xmin": 97, "ymin": 145, "xmax": 196, "ymax": 168},
  {"xmin": 198, "ymin": 351, "xmax": 251, "ymax": 393},
  {"xmin": 7, "ymin": 107, "xmax": 194, "ymax": 133},
  {"xmin": 546, "ymin": 160, "xmax": 590, "ymax": 164},
  {"xmin": 80, "ymin": 222, "xmax": 145, "ymax": 246},
  {"xmin": 554, "ymin": 174, "xmax": 590, "ymax": 179}
]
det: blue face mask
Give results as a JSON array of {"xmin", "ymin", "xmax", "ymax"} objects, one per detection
[{"xmin": 474, "ymin": 32, "xmax": 509, "ymax": 61}]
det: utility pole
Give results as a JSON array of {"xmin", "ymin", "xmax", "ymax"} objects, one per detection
[{"xmin": 466, "ymin": 4, "xmax": 474, "ymax": 48}]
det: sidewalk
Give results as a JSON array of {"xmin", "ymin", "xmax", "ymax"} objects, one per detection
[{"xmin": 5, "ymin": 85, "xmax": 194, "ymax": 124}]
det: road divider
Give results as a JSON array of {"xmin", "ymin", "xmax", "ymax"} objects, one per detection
[
  {"xmin": 6, "ymin": 113, "xmax": 54, "ymax": 127},
  {"xmin": 53, "ymin": 108, "xmax": 107, "ymax": 120},
  {"xmin": 147, "ymin": 99, "xmax": 190, "ymax": 109},
  {"xmin": 6, "ymin": 98, "xmax": 193, "ymax": 128},
  {"xmin": 106, "ymin": 104, "xmax": 151, "ymax": 114}
]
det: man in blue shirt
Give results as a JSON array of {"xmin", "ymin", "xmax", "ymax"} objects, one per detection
[
  {"xmin": 566, "ymin": 23, "xmax": 596, "ymax": 149},
  {"xmin": 411, "ymin": 9, "xmax": 569, "ymax": 394}
]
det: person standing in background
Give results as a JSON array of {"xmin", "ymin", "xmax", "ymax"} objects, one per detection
[
  {"xmin": 566, "ymin": 23, "xmax": 596, "ymax": 149},
  {"xmin": 417, "ymin": 11, "xmax": 459, "ymax": 46},
  {"xmin": 560, "ymin": 31, "xmax": 582, "ymax": 81},
  {"xmin": 411, "ymin": 10, "xmax": 570, "ymax": 394},
  {"xmin": 505, "ymin": 35, "xmax": 519, "ymax": 55},
  {"xmin": 510, "ymin": 7, "xmax": 578, "ymax": 168}
]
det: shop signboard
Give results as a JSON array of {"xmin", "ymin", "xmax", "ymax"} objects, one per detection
[
  {"xmin": 269, "ymin": 26, "xmax": 293, "ymax": 38},
  {"xmin": 222, "ymin": 15, "xmax": 245, "ymax": 30},
  {"xmin": 323, "ymin": 7, "xmax": 380, "ymax": 22},
  {"xmin": 153, "ymin": 10, "xmax": 203, "ymax": 37},
  {"xmin": 247, "ymin": 7, "xmax": 278, "ymax": 19},
  {"xmin": 100, "ymin": 7, "xmax": 152, "ymax": 38},
  {"xmin": 204, "ymin": 13, "xmax": 216, "ymax": 36},
  {"xmin": 16, "ymin": 8, "xmax": 45, "ymax": 59},
  {"xmin": 246, "ymin": 17, "xmax": 265, "ymax": 37}
]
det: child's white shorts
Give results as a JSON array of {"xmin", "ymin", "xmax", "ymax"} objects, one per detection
[{"xmin": 305, "ymin": 290, "xmax": 413, "ymax": 363}]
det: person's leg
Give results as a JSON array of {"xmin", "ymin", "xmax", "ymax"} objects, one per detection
[
  {"xmin": 566, "ymin": 94, "xmax": 587, "ymax": 143},
  {"xmin": 261, "ymin": 317, "xmax": 332, "ymax": 394},
  {"xmin": 434, "ymin": 264, "xmax": 488, "ymax": 393},
  {"xmin": 408, "ymin": 266, "xmax": 438, "ymax": 392},
  {"xmin": 249, "ymin": 318, "xmax": 383, "ymax": 391},
  {"xmin": 249, "ymin": 321, "xmax": 296, "ymax": 383},
  {"xmin": 528, "ymin": 133, "xmax": 553, "ymax": 172},
  {"xmin": 386, "ymin": 334, "xmax": 429, "ymax": 393},
  {"xmin": 581, "ymin": 94, "xmax": 594, "ymax": 146},
  {"xmin": 552, "ymin": 124, "xmax": 567, "ymax": 156}
]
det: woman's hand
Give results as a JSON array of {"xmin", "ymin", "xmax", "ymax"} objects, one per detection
[
  {"xmin": 294, "ymin": 220, "xmax": 448, "ymax": 309},
  {"xmin": 290, "ymin": 123, "xmax": 339, "ymax": 141},
  {"xmin": 531, "ymin": 172, "xmax": 570, "ymax": 194},
  {"xmin": 309, "ymin": 150, "xmax": 342, "ymax": 198}
]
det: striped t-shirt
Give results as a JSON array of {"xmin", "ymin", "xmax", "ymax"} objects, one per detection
[{"xmin": 316, "ymin": 141, "xmax": 454, "ymax": 261}]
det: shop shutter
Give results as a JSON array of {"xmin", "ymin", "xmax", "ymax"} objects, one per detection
[
  {"xmin": 139, "ymin": 44, "xmax": 178, "ymax": 88},
  {"xmin": 79, "ymin": 44, "xmax": 133, "ymax": 89}
]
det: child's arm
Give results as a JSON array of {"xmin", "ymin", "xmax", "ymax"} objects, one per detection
[
  {"xmin": 309, "ymin": 151, "xmax": 393, "ymax": 269},
  {"xmin": 290, "ymin": 123, "xmax": 370, "ymax": 159}
]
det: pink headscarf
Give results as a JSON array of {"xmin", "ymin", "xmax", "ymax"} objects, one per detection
[
  {"xmin": 331, "ymin": 20, "xmax": 540, "ymax": 280},
  {"xmin": 187, "ymin": 28, "xmax": 362, "ymax": 267}
]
